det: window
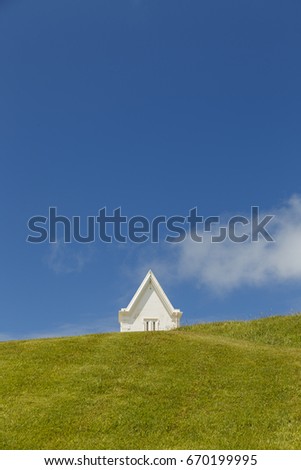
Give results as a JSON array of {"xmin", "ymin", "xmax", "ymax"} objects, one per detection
[{"xmin": 144, "ymin": 319, "xmax": 158, "ymax": 331}]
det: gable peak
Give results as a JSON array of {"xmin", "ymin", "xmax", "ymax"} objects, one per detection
[{"xmin": 118, "ymin": 268, "xmax": 183, "ymax": 331}]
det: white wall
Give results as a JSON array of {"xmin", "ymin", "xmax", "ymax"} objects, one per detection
[{"xmin": 120, "ymin": 285, "xmax": 176, "ymax": 332}]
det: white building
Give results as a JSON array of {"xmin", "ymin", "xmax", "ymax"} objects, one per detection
[{"xmin": 118, "ymin": 270, "xmax": 183, "ymax": 332}]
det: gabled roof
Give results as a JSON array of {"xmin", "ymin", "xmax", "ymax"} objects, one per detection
[{"xmin": 119, "ymin": 270, "xmax": 182, "ymax": 320}]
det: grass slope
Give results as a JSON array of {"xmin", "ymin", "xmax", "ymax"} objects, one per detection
[{"xmin": 0, "ymin": 314, "xmax": 301, "ymax": 449}]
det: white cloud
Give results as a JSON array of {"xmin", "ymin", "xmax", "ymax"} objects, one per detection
[
  {"xmin": 156, "ymin": 195, "xmax": 301, "ymax": 293},
  {"xmin": 45, "ymin": 241, "xmax": 93, "ymax": 274},
  {"xmin": 0, "ymin": 315, "xmax": 118, "ymax": 342},
  {"xmin": 0, "ymin": 333, "xmax": 13, "ymax": 342},
  {"xmin": 26, "ymin": 315, "xmax": 118, "ymax": 339}
]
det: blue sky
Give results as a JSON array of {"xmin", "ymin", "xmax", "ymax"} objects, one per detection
[{"xmin": 1, "ymin": 0, "xmax": 301, "ymax": 340}]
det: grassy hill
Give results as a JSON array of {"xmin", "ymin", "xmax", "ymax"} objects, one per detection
[{"xmin": 0, "ymin": 314, "xmax": 301, "ymax": 449}]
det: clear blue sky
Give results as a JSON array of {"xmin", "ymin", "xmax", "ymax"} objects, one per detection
[{"xmin": 1, "ymin": 0, "xmax": 301, "ymax": 340}]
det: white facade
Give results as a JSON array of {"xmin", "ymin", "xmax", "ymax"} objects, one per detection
[{"xmin": 118, "ymin": 270, "xmax": 183, "ymax": 332}]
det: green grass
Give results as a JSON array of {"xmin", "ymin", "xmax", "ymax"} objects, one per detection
[{"xmin": 0, "ymin": 314, "xmax": 301, "ymax": 449}]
